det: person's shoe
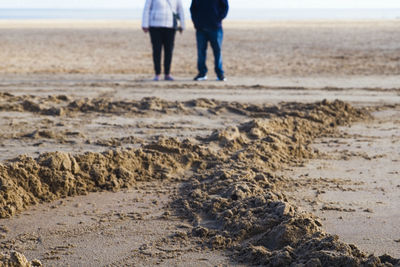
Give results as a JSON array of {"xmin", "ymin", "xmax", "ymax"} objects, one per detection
[
  {"xmin": 194, "ymin": 74, "xmax": 207, "ymax": 81},
  {"xmin": 217, "ymin": 75, "xmax": 227, "ymax": 82},
  {"xmin": 164, "ymin": 75, "xmax": 174, "ymax": 81},
  {"xmin": 153, "ymin": 75, "xmax": 160, "ymax": 81}
]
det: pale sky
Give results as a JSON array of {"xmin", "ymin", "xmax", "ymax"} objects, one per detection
[{"xmin": 1, "ymin": 0, "xmax": 400, "ymax": 9}]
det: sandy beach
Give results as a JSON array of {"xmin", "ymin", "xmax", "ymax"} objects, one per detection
[{"xmin": 0, "ymin": 20, "xmax": 399, "ymax": 266}]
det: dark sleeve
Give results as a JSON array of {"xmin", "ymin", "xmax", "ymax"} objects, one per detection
[
  {"xmin": 219, "ymin": 0, "xmax": 229, "ymax": 20},
  {"xmin": 190, "ymin": 0, "xmax": 197, "ymax": 18},
  {"xmin": 190, "ymin": 0, "xmax": 196, "ymax": 19},
  {"xmin": 190, "ymin": 0, "xmax": 199, "ymax": 27}
]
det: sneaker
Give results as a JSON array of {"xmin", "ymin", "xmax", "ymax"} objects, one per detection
[
  {"xmin": 153, "ymin": 75, "xmax": 160, "ymax": 81},
  {"xmin": 194, "ymin": 74, "xmax": 207, "ymax": 81},
  {"xmin": 217, "ymin": 75, "xmax": 226, "ymax": 82},
  {"xmin": 164, "ymin": 75, "xmax": 174, "ymax": 81}
]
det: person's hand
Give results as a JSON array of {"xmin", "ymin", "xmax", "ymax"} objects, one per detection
[
  {"xmin": 178, "ymin": 27, "xmax": 183, "ymax": 34},
  {"xmin": 142, "ymin": 27, "xmax": 149, "ymax": 33}
]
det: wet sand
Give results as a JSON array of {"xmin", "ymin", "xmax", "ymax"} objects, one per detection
[
  {"xmin": 281, "ymin": 107, "xmax": 400, "ymax": 258},
  {"xmin": 0, "ymin": 21, "xmax": 400, "ymax": 266}
]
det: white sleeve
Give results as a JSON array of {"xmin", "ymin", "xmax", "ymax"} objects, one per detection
[
  {"xmin": 177, "ymin": 0, "xmax": 185, "ymax": 30},
  {"xmin": 142, "ymin": 0, "xmax": 152, "ymax": 28}
]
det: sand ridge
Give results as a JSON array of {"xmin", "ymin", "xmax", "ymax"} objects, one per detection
[{"xmin": 3, "ymin": 99, "xmax": 398, "ymax": 266}]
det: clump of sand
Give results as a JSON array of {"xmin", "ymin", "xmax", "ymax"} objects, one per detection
[
  {"xmin": 1, "ymin": 99, "xmax": 398, "ymax": 266},
  {"xmin": 0, "ymin": 141, "xmax": 195, "ymax": 218},
  {"xmin": 173, "ymin": 100, "xmax": 397, "ymax": 266},
  {"xmin": 0, "ymin": 93, "xmax": 68, "ymax": 116},
  {"xmin": 0, "ymin": 93, "xmax": 369, "ymax": 120},
  {"xmin": 0, "ymin": 251, "xmax": 41, "ymax": 267}
]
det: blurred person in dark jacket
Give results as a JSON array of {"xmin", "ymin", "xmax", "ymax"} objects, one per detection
[{"xmin": 190, "ymin": 0, "xmax": 229, "ymax": 81}]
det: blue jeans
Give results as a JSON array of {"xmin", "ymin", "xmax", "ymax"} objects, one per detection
[{"xmin": 196, "ymin": 28, "xmax": 224, "ymax": 77}]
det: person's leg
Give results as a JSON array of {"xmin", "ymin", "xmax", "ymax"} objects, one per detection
[
  {"xmin": 162, "ymin": 28, "xmax": 176, "ymax": 77},
  {"xmin": 196, "ymin": 29, "xmax": 208, "ymax": 77},
  {"xmin": 149, "ymin": 27, "xmax": 162, "ymax": 77},
  {"xmin": 209, "ymin": 28, "xmax": 224, "ymax": 79}
]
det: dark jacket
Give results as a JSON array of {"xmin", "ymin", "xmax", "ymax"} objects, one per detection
[{"xmin": 190, "ymin": 0, "xmax": 229, "ymax": 30}]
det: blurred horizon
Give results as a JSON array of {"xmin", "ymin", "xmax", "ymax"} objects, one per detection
[
  {"xmin": 1, "ymin": 8, "xmax": 400, "ymax": 21},
  {"xmin": 1, "ymin": 0, "xmax": 400, "ymax": 9}
]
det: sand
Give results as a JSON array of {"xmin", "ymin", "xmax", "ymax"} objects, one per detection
[
  {"xmin": 281, "ymin": 107, "xmax": 400, "ymax": 258},
  {"xmin": 0, "ymin": 20, "xmax": 400, "ymax": 77},
  {"xmin": 0, "ymin": 20, "xmax": 399, "ymax": 266}
]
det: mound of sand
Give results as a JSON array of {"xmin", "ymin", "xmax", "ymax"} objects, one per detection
[
  {"xmin": 0, "ymin": 93, "xmax": 368, "ymax": 120},
  {"xmin": 1, "ymin": 99, "xmax": 398, "ymax": 266},
  {"xmin": 0, "ymin": 251, "xmax": 41, "ymax": 267}
]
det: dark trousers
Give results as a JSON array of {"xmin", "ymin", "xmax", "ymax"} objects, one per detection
[
  {"xmin": 196, "ymin": 28, "xmax": 224, "ymax": 78},
  {"xmin": 149, "ymin": 27, "xmax": 176, "ymax": 75}
]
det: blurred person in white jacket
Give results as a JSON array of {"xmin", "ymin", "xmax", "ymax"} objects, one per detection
[{"xmin": 142, "ymin": 0, "xmax": 185, "ymax": 81}]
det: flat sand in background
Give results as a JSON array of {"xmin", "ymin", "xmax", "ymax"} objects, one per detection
[{"xmin": 1, "ymin": 20, "xmax": 400, "ymax": 77}]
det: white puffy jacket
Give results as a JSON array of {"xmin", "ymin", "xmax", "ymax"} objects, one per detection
[{"xmin": 142, "ymin": 0, "xmax": 185, "ymax": 29}]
